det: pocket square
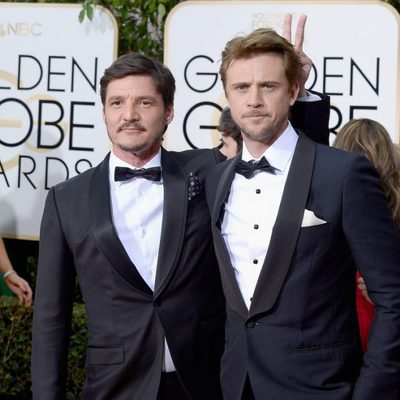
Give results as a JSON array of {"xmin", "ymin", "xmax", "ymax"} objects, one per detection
[
  {"xmin": 301, "ymin": 209, "xmax": 327, "ymax": 227},
  {"xmin": 188, "ymin": 172, "xmax": 203, "ymax": 201}
]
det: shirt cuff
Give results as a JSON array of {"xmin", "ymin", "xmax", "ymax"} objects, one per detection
[{"xmin": 297, "ymin": 91, "xmax": 321, "ymax": 102}]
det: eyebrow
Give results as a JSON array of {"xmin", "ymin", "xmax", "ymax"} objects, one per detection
[
  {"xmin": 107, "ymin": 95, "xmax": 123, "ymax": 102},
  {"xmin": 136, "ymin": 96, "xmax": 157, "ymax": 102},
  {"xmin": 106, "ymin": 95, "xmax": 157, "ymax": 103},
  {"xmin": 231, "ymin": 80, "xmax": 279, "ymax": 87},
  {"xmin": 231, "ymin": 82, "xmax": 249, "ymax": 87},
  {"xmin": 260, "ymin": 80, "xmax": 279, "ymax": 85}
]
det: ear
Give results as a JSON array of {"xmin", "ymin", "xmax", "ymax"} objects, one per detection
[
  {"xmin": 289, "ymin": 81, "xmax": 300, "ymax": 106},
  {"xmin": 165, "ymin": 104, "xmax": 174, "ymax": 125}
]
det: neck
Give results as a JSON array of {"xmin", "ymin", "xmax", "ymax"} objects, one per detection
[
  {"xmin": 244, "ymin": 134, "xmax": 281, "ymax": 159},
  {"xmin": 245, "ymin": 142, "xmax": 268, "ymax": 159},
  {"xmin": 114, "ymin": 146, "xmax": 161, "ymax": 168},
  {"xmin": 243, "ymin": 121, "xmax": 289, "ymax": 159}
]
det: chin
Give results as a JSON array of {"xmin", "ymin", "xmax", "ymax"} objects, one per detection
[{"xmin": 118, "ymin": 143, "xmax": 146, "ymax": 153}]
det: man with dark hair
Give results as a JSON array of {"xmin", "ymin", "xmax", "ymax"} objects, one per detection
[
  {"xmin": 32, "ymin": 52, "xmax": 226, "ymax": 400},
  {"xmin": 206, "ymin": 26, "xmax": 400, "ymax": 400},
  {"xmin": 32, "ymin": 16, "xmax": 330, "ymax": 400},
  {"xmin": 218, "ymin": 107, "xmax": 243, "ymax": 158}
]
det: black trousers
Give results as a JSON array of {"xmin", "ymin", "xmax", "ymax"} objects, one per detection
[{"xmin": 157, "ymin": 372, "xmax": 190, "ymax": 400}]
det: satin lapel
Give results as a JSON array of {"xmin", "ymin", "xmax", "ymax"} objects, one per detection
[
  {"xmin": 212, "ymin": 155, "xmax": 248, "ymax": 317},
  {"xmin": 249, "ymin": 133, "xmax": 316, "ymax": 318},
  {"xmin": 89, "ymin": 154, "xmax": 152, "ymax": 295},
  {"xmin": 154, "ymin": 149, "xmax": 187, "ymax": 295}
]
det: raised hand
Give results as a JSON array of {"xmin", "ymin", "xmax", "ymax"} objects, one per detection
[{"xmin": 282, "ymin": 14, "xmax": 312, "ymax": 97}]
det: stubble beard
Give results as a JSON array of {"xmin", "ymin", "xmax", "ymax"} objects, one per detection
[
  {"xmin": 240, "ymin": 115, "xmax": 288, "ymax": 146},
  {"xmin": 110, "ymin": 127, "xmax": 164, "ymax": 157},
  {"xmin": 116, "ymin": 133, "xmax": 163, "ymax": 155}
]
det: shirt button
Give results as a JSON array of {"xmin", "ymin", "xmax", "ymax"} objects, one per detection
[
  {"xmin": 256, "ymin": 189, "xmax": 261, "ymax": 194},
  {"xmin": 254, "ymin": 224, "xmax": 259, "ymax": 230},
  {"xmin": 253, "ymin": 259, "xmax": 258, "ymax": 264}
]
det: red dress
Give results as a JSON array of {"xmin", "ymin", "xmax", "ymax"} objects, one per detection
[{"xmin": 356, "ymin": 271, "xmax": 375, "ymax": 352}]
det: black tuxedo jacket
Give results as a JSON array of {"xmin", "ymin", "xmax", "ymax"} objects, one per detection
[
  {"xmin": 32, "ymin": 148, "xmax": 226, "ymax": 400},
  {"xmin": 206, "ymin": 133, "xmax": 400, "ymax": 400}
]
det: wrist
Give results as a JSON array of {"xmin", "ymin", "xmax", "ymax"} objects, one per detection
[{"xmin": 3, "ymin": 270, "xmax": 16, "ymax": 280}]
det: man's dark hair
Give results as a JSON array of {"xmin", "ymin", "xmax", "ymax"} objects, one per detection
[
  {"xmin": 218, "ymin": 107, "xmax": 243, "ymax": 149},
  {"xmin": 100, "ymin": 52, "xmax": 176, "ymax": 107}
]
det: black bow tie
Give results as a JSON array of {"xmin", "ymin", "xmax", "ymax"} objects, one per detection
[
  {"xmin": 114, "ymin": 166, "xmax": 161, "ymax": 182},
  {"xmin": 235, "ymin": 156, "xmax": 276, "ymax": 179}
]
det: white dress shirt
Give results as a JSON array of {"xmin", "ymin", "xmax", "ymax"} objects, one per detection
[
  {"xmin": 109, "ymin": 150, "xmax": 175, "ymax": 372},
  {"xmin": 221, "ymin": 123, "xmax": 298, "ymax": 309},
  {"xmin": 298, "ymin": 91, "xmax": 320, "ymax": 102}
]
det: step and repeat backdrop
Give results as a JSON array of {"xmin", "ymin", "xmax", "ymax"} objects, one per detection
[
  {"xmin": 164, "ymin": 1, "xmax": 400, "ymax": 151},
  {"xmin": 0, "ymin": 0, "xmax": 399, "ymax": 239},
  {"xmin": 0, "ymin": 4, "xmax": 117, "ymax": 239}
]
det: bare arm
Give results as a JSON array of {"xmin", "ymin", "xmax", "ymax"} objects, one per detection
[{"xmin": 0, "ymin": 237, "xmax": 32, "ymax": 307}]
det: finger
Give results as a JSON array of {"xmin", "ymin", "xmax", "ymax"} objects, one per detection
[
  {"xmin": 17, "ymin": 288, "xmax": 31, "ymax": 307},
  {"xmin": 362, "ymin": 291, "xmax": 373, "ymax": 304},
  {"xmin": 24, "ymin": 287, "xmax": 33, "ymax": 305},
  {"xmin": 295, "ymin": 15, "xmax": 307, "ymax": 51},
  {"xmin": 361, "ymin": 289, "xmax": 370, "ymax": 299},
  {"xmin": 21, "ymin": 281, "xmax": 31, "ymax": 293},
  {"xmin": 282, "ymin": 13, "xmax": 292, "ymax": 43},
  {"xmin": 14, "ymin": 277, "xmax": 32, "ymax": 294},
  {"xmin": 23, "ymin": 295, "xmax": 31, "ymax": 307}
]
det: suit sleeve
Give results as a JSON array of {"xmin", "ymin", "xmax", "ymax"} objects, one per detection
[
  {"xmin": 290, "ymin": 91, "xmax": 330, "ymax": 145},
  {"xmin": 31, "ymin": 187, "xmax": 76, "ymax": 400},
  {"xmin": 341, "ymin": 157, "xmax": 400, "ymax": 399}
]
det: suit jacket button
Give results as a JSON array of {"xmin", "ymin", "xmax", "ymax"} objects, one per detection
[
  {"xmin": 154, "ymin": 299, "xmax": 162, "ymax": 307},
  {"xmin": 246, "ymin": 321, "xmax": 255, "ymax": 328}
]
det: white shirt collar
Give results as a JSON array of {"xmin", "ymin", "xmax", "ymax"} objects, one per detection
[
  {"xmin": 109, "ymin": 149, "xmax": 162, "ymax": 185},
  {"xmin": 241, "ymin": 122, "xmax": 298, "ymax": 174}
]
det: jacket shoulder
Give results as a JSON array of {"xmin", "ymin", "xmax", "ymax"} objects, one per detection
[
  {"xmin": 52, "ymin": 165, "xmax": 94, "ymax": 193},
  {"xmin": 315, "ymin": 143, "xmax": 369, "ymax": 169},
  {"xmin": 169, "ymin": 148, "xmax": 224, "ymax": 166},
  {"xmin": 51, "ymin": 155, "xmax": 107, "ymax": 195}
]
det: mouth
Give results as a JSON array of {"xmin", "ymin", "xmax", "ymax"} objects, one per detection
[
  {"xmin": 118, "ymin": 124, "xmax": 146, "ymax": 133},
  {"xmin": 243, "ymin": 112, "xmax": 270, "ymax": 119},
  {"xmin": 244, "ymin": 114, "xmax": 269, "ymax": 123}
]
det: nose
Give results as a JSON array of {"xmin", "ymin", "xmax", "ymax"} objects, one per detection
[
  {"xmin": 122, "ymin": 104, "xmax": 140, "ymax": 122},
  {"xmin": 247, "ymin": 87, "xmax": 263, "ymax": 108}
]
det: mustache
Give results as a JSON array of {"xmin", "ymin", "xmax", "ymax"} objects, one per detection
[{"xmin": 118, "ymin": 122, "xmax": 146, "ymax": 132}]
